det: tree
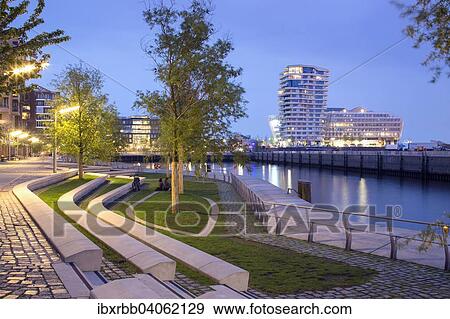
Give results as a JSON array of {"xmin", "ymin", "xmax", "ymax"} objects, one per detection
[
  {"xmin": 51, "ymin": 64, "xmax": 124, "ymax": 179},
  {"xmin": 0, "ymin": 0, "xmax": 69, "ymax": 94},
  {"xmin": 394, "ymin": 0, "xmax": 450, "ymax": 82},
  {"xmin": 136, "ymin": 0, "xmax": 247, "ymax": 212},
  {"xmin": 403, "ymin": 213, "xmax": 449, "ymax": 271}
]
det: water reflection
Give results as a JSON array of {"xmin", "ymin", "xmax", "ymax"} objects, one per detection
[{"xmin": 222, "ymin": 162, "xmax": 450, "ymax": 225}]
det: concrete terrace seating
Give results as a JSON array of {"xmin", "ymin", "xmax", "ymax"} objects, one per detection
[
  {"xmin": 57, "ymin": 174, "xmax": 176, "ymax": 281},
  {"xmin": 91, "ymin": 275, "xmax": 182, "ymax": 299},
  {"xmin": 230, "ymin": 173, "xmax": 313, "ymax": 234},
  {"xmin": 12, "ymin": 170, "xmax": 103, "ymax": 271},
  {"xmin": 88, "ymin": 181, "xmax": 250, "ymax": 291}
]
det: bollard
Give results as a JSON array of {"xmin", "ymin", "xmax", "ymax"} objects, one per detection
[
  {"xmin": 343, "ymin": 216, "xmax": 352, "ymax": 251},
  {"xmin": 390, "ymin": 235, "xmax": 398, "ymax": 260},
  {"xmin": 275, "ymin": 217, "xmax": 282, "ymax": 235},
  {"xmin": 297, "ymin": 180, "xmax": 312, "ymax": 202},
  {"xmin": 444, "ymin": 226, "xmax": 449, "ymax": 271},
  {"xmin": 308, "ymin": 222, "xmax": 315, "ymax": 243}
]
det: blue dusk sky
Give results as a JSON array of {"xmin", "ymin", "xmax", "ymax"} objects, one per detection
[{"xmin": 34, "ymin": 0, "xmax": 449, "ymax": 142}]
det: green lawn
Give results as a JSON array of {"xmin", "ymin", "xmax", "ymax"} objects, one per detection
[
  {"xmin": 79, "ymin": 176, "xmax": 131, "ymax": 209},
  {"xmin": 133, "ymin": 192, "xmax": 210, "ymax": 234},
  {"xmin": 161, "ymin": 232, "xmax": 375, "ymax": 294}
]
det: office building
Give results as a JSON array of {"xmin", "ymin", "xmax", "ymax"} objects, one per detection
[
  {"xmin": 268, "ymin": 115, "xmax": 281, "ymax": 145},
  {"xmin": 324, "ymin": 107, "xmax": 403, "ymax": 147},
  {"xmin": 119, "ymin": 115, "xmax": 160, "ymax": 152}
]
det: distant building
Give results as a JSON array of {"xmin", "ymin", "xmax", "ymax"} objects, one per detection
[
  {"xmin": 278, "ymin": 64, "xmax": 330, "ymax": 145},
  {"xmin": 0, "ymin": 94, "xmax": 21, "ymax": 130},
  {"xmin": 118, "ymin": 115, "xmax": 160, "ymax": 152},
  {"xmin": 0, "ymin": 39, "xmax": 23, "ymax": 131},
  {"xmin": 232, "ymin": 133, "xmax": 258, "ymax": 152},
  {"xmin": 268, "ymin": 115, "xmax": 281, "ymax": 145},
  {"xmin": 324, "ymin": 107, "xmax": 403, "ymax": 147},
  {"xmin": 21, "ymin": 85, "xmax": 57, "ymax": 133}
]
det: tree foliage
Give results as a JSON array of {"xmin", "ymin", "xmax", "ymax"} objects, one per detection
[
  {"xmin": 394, "ymin": 0, "xmax": 450, "ymax": 81},
  {"xmin": 0, "ymin": 0, "xmax": 69, "ymax": 94},
  {"xmin": 135, "ymin": 0, "xmax": 247, "ymax": 210},
  {"xmin": 51, "ymin": 64, "xmax": 124, "ymax": 178}
]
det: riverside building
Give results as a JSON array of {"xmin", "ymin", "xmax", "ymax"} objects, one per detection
[
  {"xmin": 118, "ymin": 115, "xmax": 160, "ymax": 152},
  {"xmin": 278, "ymin": 64, "xmax": 330, "ymax": 146},
  {"xmin": 324, "ymin": 107, "xmax": 403, "ymax": 147}
]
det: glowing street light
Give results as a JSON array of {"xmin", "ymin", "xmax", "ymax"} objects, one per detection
[
  {"xmin": 17, "ymin": 132, "xmax": 29, "ymax": 140},
  {"xmin": 11, "ymin": 64, "xmax": 37, "ymax": 76},
  {"xmin": 59, "ymin": 105, "xmax": 80, "ymax": 114},
  {"xmin": 9, "ymin": 130, "xmax": 23, "ymax": 137},
  {"xmin": 29, "ymin": 137, "xmax": 40, "ymax": 144}
]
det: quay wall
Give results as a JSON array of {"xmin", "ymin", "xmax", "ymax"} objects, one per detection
[{"xmin": 251, "ymin": 150, "xmax": 450, "ymax": 181}]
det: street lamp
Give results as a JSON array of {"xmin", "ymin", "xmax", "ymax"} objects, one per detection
[
  {"xmin": 10, "ymin": 62, "xmax": 48, "ymax": 76},
  {"xmin": 53, "ymin": 105, "xmax": 80, "ymax": 173},
  {"xmin": 7, "ymin": 130, "xmax": 23, "ymax": 160},
  {"xmin": 16, "ymin": 132, "xmax": 29, "ymax": 158},
  {"xmin": 11, "ymin": 64, "xmax": 37, "ymax": 76}
]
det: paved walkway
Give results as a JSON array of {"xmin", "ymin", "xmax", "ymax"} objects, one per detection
[
  {"xmin": 231, "ymin": 174, "xmax": 448, "ymax": 270},
  {"xmin": 217, "ymin": 178, "xmax": 450, "ymax": 298},
  {"xmin": 245, "ymin": 234, "xmax": 450, "ymax": 299},
  {"xmin": 0, "ymin": 192, "xmax": 70, "ymax": 299}
]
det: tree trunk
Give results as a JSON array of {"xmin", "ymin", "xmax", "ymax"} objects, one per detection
[
  {"xmin": 171, "ymin": 160, "xmax": 179, "ymax": 213},
  {"xmin": 78, "ymin": 151, "xmax": 84, "ymax": 179},
  {"xmin": 178, "ymin": 161, "xmax": 184, "ymax": 194},
  {"xmin": 166, "ymin": 156, "xmax": 170, "ymax": 177},
  {"xmin": 178, "ymin": 146, "xmax": 184, "ymax": 194}
]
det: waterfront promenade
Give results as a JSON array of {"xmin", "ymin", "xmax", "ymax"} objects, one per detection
[
  {"xmin": 1, "ymin": 158, "xmax": 450, "ymax": 298},
  {"xmin": 230, "ymin": 173, "xmax": 449, "ymax": 270}
]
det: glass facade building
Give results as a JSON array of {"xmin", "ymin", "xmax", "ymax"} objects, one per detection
[
  {"xmin": 118, "ymin": 115, "xmax": 160, "ymax": 152},
  {"xmin": 324, "ymin": 107, "xmax": 403, "ymax": 147},
  {"xmin": 278, "ymin": 65, "xmax": 330, "ymax": 145}
]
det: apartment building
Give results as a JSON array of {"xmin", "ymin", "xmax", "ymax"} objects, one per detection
[{"xmin": 278, "ymin": 64, "xmax": 330, "ymax": 145}]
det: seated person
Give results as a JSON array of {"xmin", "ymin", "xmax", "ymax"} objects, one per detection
[
  {"xmin": 133, "ymin": 176, "xmax": 141, "ymax": 191},
  {"xmin": 156, "ymin": 178, "xmax": 164, "ymax": 191},
  {"xmin": 164, "ymin": 177, "xmax": 171, "ymax": 191}
]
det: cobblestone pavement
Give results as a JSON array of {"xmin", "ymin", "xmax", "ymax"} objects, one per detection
[
  {"xmin": 245, "ymin": 234, "xmax": 450, "ymax": 299},
  {"xmin": 0, "ymin": 192, "xmax": 70, "ymax": 299},
  {"xmin": 174, "ymin": 273, "xmax": 213, "ymax": 297},
  {"xmin": 99, "ymin": 258, "xmax": 134, "ymax": 281}
]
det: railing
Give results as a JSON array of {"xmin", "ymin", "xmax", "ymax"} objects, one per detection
[{"xmin": 230, "ymin": 173, "xmax": 450, "ymax": 271}]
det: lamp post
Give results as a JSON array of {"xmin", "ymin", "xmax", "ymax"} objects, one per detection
[
  {"xmin": 16, "ymin": 132, "xmax": 29, "ymax": 158},
  {"xmin": 8, "ymin": 130, "xmax": 23, "ymax": 160},
  {"xmin": 52, "ymin": 105, "xmax": 80, "ymax": 173}
]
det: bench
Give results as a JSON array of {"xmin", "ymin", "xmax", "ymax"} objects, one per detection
[
  {"xmin": 90, "ymin": 274, "xmax": 182, "ymax": 299},
  {"xmin": 58, "ymin": 175, "xmax": 176, "ymax": 281},
  {"xmin": 12, "ymin": 170, "xmax": 103, "ymax": 271}
]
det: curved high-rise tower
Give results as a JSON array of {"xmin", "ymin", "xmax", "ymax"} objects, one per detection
[{"xmin": 278, "ymin": 65, "xmax": 330, "ymax": 145}]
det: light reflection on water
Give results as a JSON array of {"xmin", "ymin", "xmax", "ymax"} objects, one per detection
[{"xmin": 222, "ymin": 162, "xmax": 450, "ymax": 225}]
